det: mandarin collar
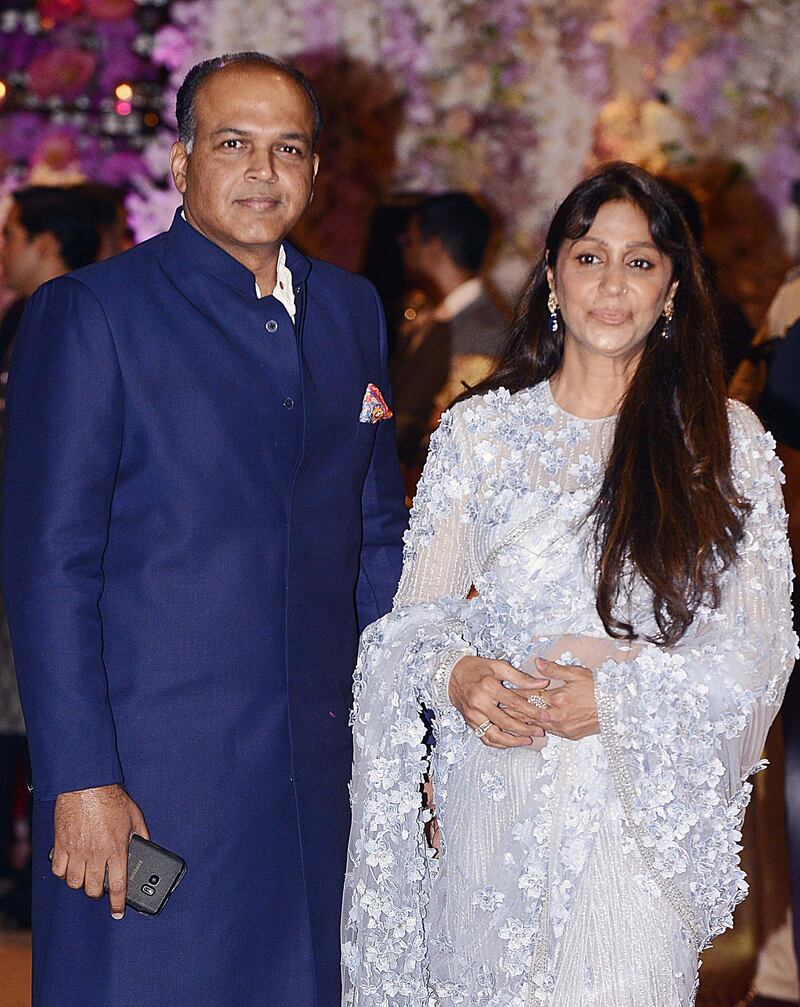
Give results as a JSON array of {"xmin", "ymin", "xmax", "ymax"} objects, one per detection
[{"xmin": 165, "ymin": 208, "xmax": 311, "ymax": 297}]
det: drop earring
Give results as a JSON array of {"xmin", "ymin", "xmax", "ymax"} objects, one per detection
[
  {"xmin": 662, "ymin": 300, "xmax": 674, "ymax": 339},
  {"xmin": 547, "ymin": 290, "xmax": 559, "ymax": 333}
]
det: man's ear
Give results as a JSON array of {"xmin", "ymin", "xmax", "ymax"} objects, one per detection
[
  {"xmin": 170, "ymin": 141, "xmax": 189, "ymax": 195},
  {"xmin": 32, "ymin": 229, "xmax": 60, "ymax": 263},
  {"xmin": 308, "ymin": 152, "xmax": 320, "ymax": 204}
]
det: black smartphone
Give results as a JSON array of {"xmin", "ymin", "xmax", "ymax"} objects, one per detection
[{"xmin": 49, "ymin": 834, "xmax": 187, "ymax": 917}]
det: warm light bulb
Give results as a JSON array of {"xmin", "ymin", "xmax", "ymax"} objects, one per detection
[
  {"xmin": 0, "ymin": 82, "xmax": 6, "ymax": 101},
  {"xmin": 115, "ymin": 83, "xmax": 133, "ymax": 101}
]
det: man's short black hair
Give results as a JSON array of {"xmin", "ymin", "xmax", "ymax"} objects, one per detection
[
  {"xmin": 12, "ymin": 186, "xmax": 100, "ymax": 271},
  {"xmin": 72, "ymin": 183, "xmax": 126, "ymax": 230},
  {"xmin": 414, "ymin": 192, "xmax": 493, "ymax": 273},
  {"xmin": 176, "ymin": 52, "xmax": 323, "ymax": 151}
]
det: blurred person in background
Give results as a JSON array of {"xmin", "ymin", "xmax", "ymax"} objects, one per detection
[
  {"xmin": 0, "ymin": 186, "xmax": 100, "ymax": 930},
  {"xmin": 659, "ymin": 177, "xmax": 754, "ymax": 383},
  {"xmin": 391, "ymin": 192, "xmax": 506, "ymax": 485},
  {"xmin": 727, "ymin": 181, "xmax": 800, "ymax": 1006},
  {"xmin": 730, "ymin": 256, "xmax": 800, "ymax": 410},
  {"xmin": 72, "ymin": 183, "xmax": 134, "ymax": 261},
  {"xmin": 750, "ymin": 273, "xmax": 800, "ymax": 1007},
  {"xmin": 0, "ymin": 186, "xmax": 101, "ymax": 370}
]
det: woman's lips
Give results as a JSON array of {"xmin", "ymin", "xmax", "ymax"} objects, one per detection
[{"xmin": 591, "ymin": 308, "xmax": 630, "ymax": 325}]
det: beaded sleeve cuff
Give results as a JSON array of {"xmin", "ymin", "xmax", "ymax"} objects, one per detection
[{"xmin": 432, "ymin": 646, "xmax": 476, "ymax": 708}]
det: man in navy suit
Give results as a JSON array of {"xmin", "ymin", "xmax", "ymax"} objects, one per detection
[{"xmin": 2, "ymin": 52, "xmax": 406, "ymax": 1006}]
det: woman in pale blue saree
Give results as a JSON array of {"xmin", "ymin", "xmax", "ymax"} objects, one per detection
[{"xmin": 343, "ymin": 163, "xmax": 797, "ymax": 1007}]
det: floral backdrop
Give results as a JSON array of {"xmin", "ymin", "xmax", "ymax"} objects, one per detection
[
  {"xmin": 0, "ymin": 0, "xmax": 169, "ymax": 190},
  {"xmin": 2, "ymin": 0, "xmax": 799, "ymax": 311}
]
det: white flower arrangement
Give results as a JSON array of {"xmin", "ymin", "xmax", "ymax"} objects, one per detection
[{"xmin": 130, "ymin": 0, "xmax": 800, "ymax": 293}]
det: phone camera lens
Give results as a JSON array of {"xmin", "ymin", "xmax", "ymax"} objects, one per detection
[
  {"xmin": 149, "ymin": 874, "xmax": 160, "ymax": 885},
  {"xmin": 142, "ymin": 884, "xmax": 155, "ymax": 896}
]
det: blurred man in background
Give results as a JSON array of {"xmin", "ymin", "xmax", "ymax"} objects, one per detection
[
  {"xmin": 73, "ymin": 183, "xmax": 133, "ymax": 261},
  {"xmin": 391, "ymin": 192, "xmax": 506, "ymax": 484},
  {"xmin": 750, "ymin": 277, "xmax": 800, "ymax": 1007},
  {"xmin": 0, "ymin": 185, "xmax": 99, "ymax": 930},
  {"xmin": 659, "ymin": 178, "xmax": 754, "ymax": 383},
  {"xmin": 0, "ymin": 186, "xmax": 101, "ymax": 368}
]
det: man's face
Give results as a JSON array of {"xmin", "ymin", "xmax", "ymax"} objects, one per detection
[
  {"xmin": 401, "ymin": 215, "xmax": 437, "ymax": 286},
  {"xmin": 170, "ymin": 65, "xmax": 319, "ymax": 261},
  {"xmin": 1, "ymin": 204, "xmax": 41, "ymax": 296}
]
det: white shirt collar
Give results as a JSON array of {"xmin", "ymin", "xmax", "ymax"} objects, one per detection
[
  {"xmin": 254, "ymin": 244, "xmax": 296, "ymax": 321},
  {"xmin": 433, "ymin": 277, "xmax": 484, "ymax": 322},
  {"xmin": 180, "ymin": 210, "xmax": 295, "ymax": 321}
]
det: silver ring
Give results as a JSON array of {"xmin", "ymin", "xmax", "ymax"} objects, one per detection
[
  {"xmin": 473, "ymin": 719, "xmax": 492, "ymax": 738},
  {"xmin": 528, "ymin": 692, "xmax": 549, "ymax": 710}
]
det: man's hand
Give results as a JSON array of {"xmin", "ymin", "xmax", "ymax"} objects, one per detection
[
  {"xmin": 51, "ymin": 784, "xmax": 149, "ymax": 919},
  {"xmin": 527, "ymin": 657, "xmax": 600, "ymax": 741},
  {"xmin": 448, "ymin": 655, "xmax": 550, "ymax": 748}
]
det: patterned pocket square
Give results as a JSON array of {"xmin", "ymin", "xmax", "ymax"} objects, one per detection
[{"xmin": 359, "ymin": 383, "xmax": 394, "ymax": 423}]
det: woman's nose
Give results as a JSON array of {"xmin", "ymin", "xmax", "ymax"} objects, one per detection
[{"xmin": 598, "ymin": 263, "xmax": 627, "ymax": 295}]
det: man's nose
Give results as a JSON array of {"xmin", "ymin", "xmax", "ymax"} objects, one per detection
[{"xmin": 246, "ymin": 148, "xmax": 278, "ymax": 182}]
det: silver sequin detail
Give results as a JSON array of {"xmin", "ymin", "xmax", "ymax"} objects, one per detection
[{"xmin": 596, "ymin": 687, "xmax": 703, "ymax": 949}]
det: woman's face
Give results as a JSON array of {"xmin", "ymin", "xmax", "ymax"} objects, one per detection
[{"xmin": 548, "ymin": 199, "xmax": 678, "ymax": 366}]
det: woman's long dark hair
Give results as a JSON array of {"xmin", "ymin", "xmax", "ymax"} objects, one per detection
[{"xmin": 469, "ymin": 162, "xmax": 748, "ymax": 645}]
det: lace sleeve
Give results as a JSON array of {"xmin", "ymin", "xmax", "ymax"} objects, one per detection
[
  {"xmin": 594, "ymin": 400, "xmax": 798, "ymax": 949},
  {"xmin": 343, "ymin": 406, "xmax": 481, "ymax": 1005},
  {"xmin": 394, "ymin": 404, "xmax": 475, "ymax": 607}
]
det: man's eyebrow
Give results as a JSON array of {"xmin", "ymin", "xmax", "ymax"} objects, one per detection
[
  {"xmin": 210, "ymin": 127, "xmax": 250, "ymax": 137},
  {"xmin": 210, "ymin": 127, "xmax": 311, "ymax": 142},
  {"xmin": 275, "ymin": 132, "xmax": 312, "ymax": 143}
]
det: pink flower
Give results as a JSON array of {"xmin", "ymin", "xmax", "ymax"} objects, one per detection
[
  {"xmin": 756, "ymin": 127, "xmax": 800, "ymax": 217},
  {"xmin": 151, "ymin": 25, "xmax": 192, "ymax": 73},
  {"xmin": 36, "ymin": 0, "xmax": 84, "ymax": 23},
  {"xmin": 91, "ymin": 150, "xmax": 147, "ymax": 186},
  {"xmin": 675, "ymin": 37, "xmax": 740, "ymax": 133},
  {"xmin": 83, "ymin": 0, "xmax": 136, "ymax": 21},
  {"xmin": 126, "ymin": 187, "xmax": 181, "ymax": 244},
  {"xmin": 31, "ymin": 126, "xmax": 80, "ymax": 172},
  {"xmin": 28, "ymin": 47, "xmax": 97, "ymax": 100}
]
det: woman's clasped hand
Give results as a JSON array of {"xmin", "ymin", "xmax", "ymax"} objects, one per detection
[
  {"xmin": 448, "ymin": 654, "xmax": 549, "ymax": 747},
  {"xmin": 449, "ymin": 654, "xmax": 600, "ymax": 744}
]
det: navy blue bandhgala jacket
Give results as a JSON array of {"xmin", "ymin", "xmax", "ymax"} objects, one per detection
[{"xmin": 2, "ymin": 210, "xmax": 407, "ymax": 1007}]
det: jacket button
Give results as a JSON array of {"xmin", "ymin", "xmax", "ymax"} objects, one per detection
[
  {"xmin": 265, "ymin": 320, "xmax": 278, "ymax": 332},
  {"xmin": 283, "ymin": 397, "xmax": 295, "ymax": 410}
]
